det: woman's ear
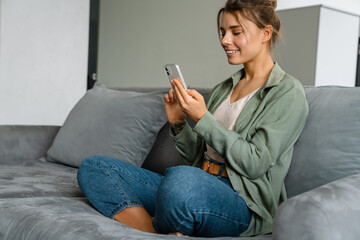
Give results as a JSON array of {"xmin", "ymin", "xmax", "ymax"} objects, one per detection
[{"xmin": 262, "ymin": 25, "xmax": 273, "ymax": 43}]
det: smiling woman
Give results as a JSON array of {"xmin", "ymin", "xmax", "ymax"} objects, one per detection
[
  {"xmin": 78, "ymin": 0, "xmax": 309, "ymax": 237},
  {"xmin": 217, "ymin": 0, "xmax": 281, "ymax": 67}
]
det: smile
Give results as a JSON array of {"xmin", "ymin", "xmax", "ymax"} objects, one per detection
[{"xmin": 226, "ymin": 50, "xmax": 239, "ymax": 55}]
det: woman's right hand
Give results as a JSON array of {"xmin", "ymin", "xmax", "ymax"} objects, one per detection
[{"xmin": 164, "ymin": 88, "xmax": 187, "ymax": 125}]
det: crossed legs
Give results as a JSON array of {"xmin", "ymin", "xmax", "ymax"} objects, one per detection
[{"xmin": 77, "ymin": 156, "xmax": 251, "ymax": 237}]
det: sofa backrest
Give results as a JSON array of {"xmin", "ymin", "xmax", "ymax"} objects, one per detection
[
  {"xmin": 7, "ymin": 86, "xmax": 354, "ymax": 200},
  {"xmin": 0, "ymin": 125, "xmax": 60, "ymax": 163},
  {"xmin": 285, "ymin": 86, "xmax": 360, "ymax": 198},
  {"xmin": 142, "ymin": 86, "xmax": 360, "ymax": 199}
]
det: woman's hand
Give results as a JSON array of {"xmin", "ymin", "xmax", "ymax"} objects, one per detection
[
  {"xmin": 164, "ymin": 86, "xmax": 187, "ymax": 125},
  {"xmin": 171, "ymin": 79, "xmax": 208, "ymax": 123}
]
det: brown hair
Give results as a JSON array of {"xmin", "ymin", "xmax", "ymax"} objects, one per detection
[{"xmin": 217, "ymin": 0, "xmax": 281, "ymax": 47}]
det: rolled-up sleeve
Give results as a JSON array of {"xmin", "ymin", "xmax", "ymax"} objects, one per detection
[
  {"xmin": 193, "ymin": 89, "xmax": 309, "ymax": 180},
  {"xmin": 169, "ymin": 121, "xmax": 203, "ymax": 165}
]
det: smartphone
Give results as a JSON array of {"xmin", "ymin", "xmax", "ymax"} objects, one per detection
[{"xmin": 164, "ymin": 64, "xmax": 188, "ymax": 90}]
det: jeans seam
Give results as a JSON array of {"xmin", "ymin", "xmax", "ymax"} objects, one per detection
[
  {"xmin": 96, "ymin": 161, "xmax": 159, "ymax": 192},
  {"xmin": 191, "ymin": 209, "xmax": 250, "ymax": 227},
  {"xmin": 176, "ymin": 214, "xmax": 192, "ymax": 235},
  {"xmin": 95, "ymin": 161, "xmax": 144, "ymax": 217},
  {"xmin": 114, "ymin": 166, "xmax": 159, "ymax": 192},
  {"xmin": 175, "ymin": 210, "xmax": 249, "ymax": 235},
  {"xmin": 95, "ymin": 161, "xmax": 158, "ymax": 192}
]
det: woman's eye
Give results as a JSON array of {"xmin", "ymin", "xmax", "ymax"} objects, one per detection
[{"xmin": 233, "ymin": 32, "xmax": 241, "ymax": 36}]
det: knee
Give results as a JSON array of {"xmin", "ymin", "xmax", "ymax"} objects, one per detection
[
  {"xmin": 77, "ymin": 156, "xmax": 133, "ymax": 186},
  {"xmin": 163, "ymin": 165, "xmax": 204, "ymax": 188},
  {"xmin": 78, "ymin": 155, "xmax": 125, "ymax": 174},
  {"xmin": 156, "ymin": 166, "xmax": 202, "ymax": 211},
  {"xmin": 77, "ymin": 156, "xmax": 116, "ymax": 188},
  {"xmin": 78, "ymin": 155, "xmax": 102, "ymax": 176},
  {"xmin": 164, "ymin": 165, "xmax": 203, "ymax": 180},
  {"xmin": 79, "ymin": 155, "xmax": 98, "ymax": 169},
  {"xmin": 77, "ymin": 156, "xmax": 100, "ymax": 188},
  {"xmin": 154, "ymin": 166, "xmax": 202, "ymax": 233}
]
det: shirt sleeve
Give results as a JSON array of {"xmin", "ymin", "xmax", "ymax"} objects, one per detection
[
  {"xmin": 169, "ymin": 121, "xmax": 203, "ymax": 165},
  {"xmin": 192, "ymin": 89, "xmax": 309, "ymax": 180}
]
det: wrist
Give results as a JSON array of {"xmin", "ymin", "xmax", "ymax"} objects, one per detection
[
  {"xmin": 169, "ymin": 117, "xmax": 186, "ymax": 126},
  {"xmin": 171, "ymin": 121, "xmax": 186, "ymax": 135},
  {"xmin": 193, "ymin": 110, "xmax": 208, "ymax": 123}
]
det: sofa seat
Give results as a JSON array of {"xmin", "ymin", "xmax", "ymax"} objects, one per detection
[
  {"xmin": 0, "ymin": 157, "xmax": 81, "ymax": 199},
  {"xmin": 0, "ymin": 151, "xmax": 271, "ymax": 240}
]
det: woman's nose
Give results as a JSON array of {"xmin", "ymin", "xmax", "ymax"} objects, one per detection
[{"xmin": 221, "ymin": 33, "xmax": 231, "ymax": 46}]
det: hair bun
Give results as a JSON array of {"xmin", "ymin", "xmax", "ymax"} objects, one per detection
[
  {"xmin": 225, "ymin": 0, "xmax": 277, "ymax": 10},
  {"xmin": 269, "ymin": 0, "xmax": 277, "ymax": 9}
]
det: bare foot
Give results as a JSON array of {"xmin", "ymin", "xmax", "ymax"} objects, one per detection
[
  {"xmin": 113, "ymin": 207, "xmax": 157, "ymax": 233},
  {"xmin": 168, "ymin": 232, "xmax": 184, "ymax": 236}
]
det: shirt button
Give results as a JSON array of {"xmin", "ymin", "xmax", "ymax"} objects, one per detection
[
  {"xmin": 230, "ymin": 172, "xmax": 234, "ymax": 176},
  {"xmin": 249, "ymin": 204, "xmax": 253, "ymax": 207},
  {"xmin": 237, "ymin": 190, "xmax": 241, "ymax": 194}
]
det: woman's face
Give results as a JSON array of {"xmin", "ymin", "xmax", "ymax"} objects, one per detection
[{"xmin": 220, "ymin": 11, "xmax": 266, "ymax": 65}]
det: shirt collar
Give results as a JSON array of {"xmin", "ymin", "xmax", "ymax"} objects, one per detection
[{"xmin": 230, "ymin": 62, "xmax": 285, "ymax": 99}]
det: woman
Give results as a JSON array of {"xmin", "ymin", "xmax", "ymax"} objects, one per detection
[{"xmin": 77, "ymin": 0, "xmax": 308, "ymax": 237}]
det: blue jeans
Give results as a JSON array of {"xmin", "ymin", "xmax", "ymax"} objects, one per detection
[{"xmin": 77, "ymin": 156, "xmax": 251, "ymax": 237}]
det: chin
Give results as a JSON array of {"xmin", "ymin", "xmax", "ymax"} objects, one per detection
[{"xmin": 227, "ymin": 58, "xmax": 244, "ymax": 65}]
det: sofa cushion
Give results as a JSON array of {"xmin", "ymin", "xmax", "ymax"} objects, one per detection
[
  {"xmin": 0, "ymin": 125, "xmax": 60, "ymax": 163},
  {"xmin": 0, "ymin": 158, "xmax": 82, "ymax": 198},
  {"xmin": 274, "ymin": 173, "xmax": 360, "ymax": 240},
  {"xmin": 0, "ymin": 196, "xmax": 272, "ymax": 240},
  {"xmin": 46, "ymin": 83, "xmax": 167, "ymax": 168},
  {"xmin": 285, "ymin": 86, "xmax": 360, "ymax": 198}
]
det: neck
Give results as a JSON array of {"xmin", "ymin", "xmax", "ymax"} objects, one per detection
[{"xmin": 242, "ymin": 50, "xmax": 274, "ymax": 83}]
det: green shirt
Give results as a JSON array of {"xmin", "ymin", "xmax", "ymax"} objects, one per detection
[{"xmin": 171, "ymin": 63, "xmax": 309, "ymax": 236}]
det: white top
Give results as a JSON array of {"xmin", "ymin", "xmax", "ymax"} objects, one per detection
[{"xmin": 204, "ymin": 87, "xmax": 260, "ymax": 163}]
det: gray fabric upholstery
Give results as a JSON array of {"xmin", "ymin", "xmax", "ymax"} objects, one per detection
[
  {"xmin": 0, "ymin": 86, "xmax": 359, "ymax": 239},
  {"xmin": 273, "ymin": 173, "xmax": 360, "ymax": 240},
  {"xmin": 285, "ymin": 86, "xmax": 360, "ymax": 198},
  {"xmin": 0, "ymin": 157, "xmax": 81, "ymax": 199},
  {"xmin": 0, "ymin": 125, "xmax": 59, "ymax": 163},
  {"xmin": 46, "ymin": 84, "xmax": 167, "ymax": 168},
  {"xmin": 0, "ymin": 197, "xmax": 271, "ymax": 240},
  {"xmin": 0, "ymin": 159, "xmax": 270, "ymax": 240}
]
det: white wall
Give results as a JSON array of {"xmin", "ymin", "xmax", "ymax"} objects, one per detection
[
  {"xmin": 278, "ymin": 0, "xmax": 360, "ymax": 37},
  {"xmin": 315, "ymin": 7, "xmax": 359, "ymax": 86},
  {"xmin": 277, "ymin": 0, "xmax": 360, "ymax": 16},
  {"xmin": 0, "ymin": 0, "xmax": 89, "ymax": 125}
]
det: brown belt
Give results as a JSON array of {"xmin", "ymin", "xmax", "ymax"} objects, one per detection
[{"xmin": 201, "ymin": 159, "xmax": 229, "ymax": 178}]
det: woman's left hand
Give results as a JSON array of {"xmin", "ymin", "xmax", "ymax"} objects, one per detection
[{"xmin": 172, "ymin": 79, "xmax": 208, "ymax": 123}]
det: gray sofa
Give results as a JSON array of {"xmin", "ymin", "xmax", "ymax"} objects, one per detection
[{"xmin": 0, "ymin": 85, "xmax": 360, "ymax": 240}]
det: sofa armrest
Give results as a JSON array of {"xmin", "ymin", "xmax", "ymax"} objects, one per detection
[
  {"xmin": 0, "ymin": 125, "xmax": 60, "ymax": 163},
  {"xmin": 273, "ymin": 173, "xmax": 360, "ymax": 240}
]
